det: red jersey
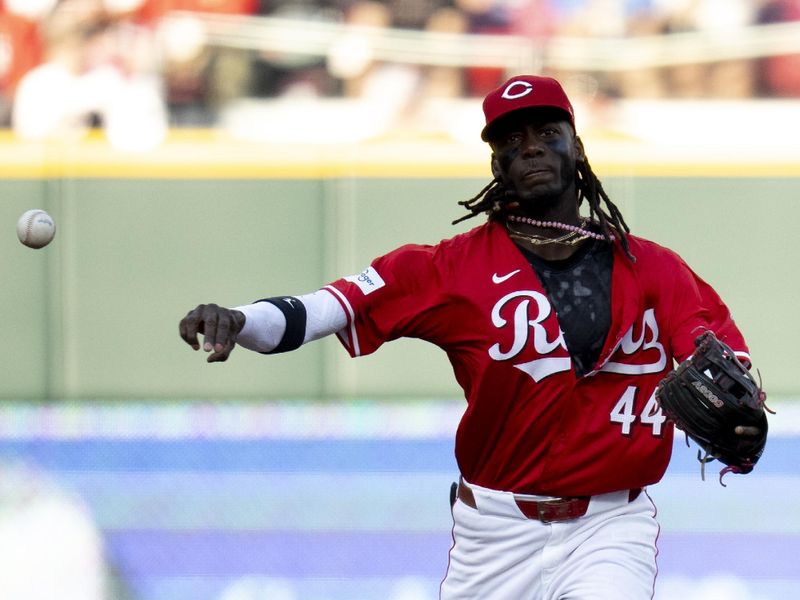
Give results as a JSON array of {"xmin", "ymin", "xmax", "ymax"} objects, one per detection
[
  {"xmin": 0, "ymin": 11, "xmax": 42, "ymax": 96},
  {"xmin": 135, "ymin": 0, "xmax": 257, "ymax": 23},
  {"xmin": 323, "ymin": 221, "xmax": 748, "ymax": 496}
]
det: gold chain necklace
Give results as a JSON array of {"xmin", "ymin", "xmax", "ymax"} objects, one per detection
[{"xmin": 505, "ymin": 222, "xmax": 591, "ymax": 246}]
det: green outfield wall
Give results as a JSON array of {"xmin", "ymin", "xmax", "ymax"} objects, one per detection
[{"xmin": 1, "ymin": 134, "xmax": 797, "ymax": 401}]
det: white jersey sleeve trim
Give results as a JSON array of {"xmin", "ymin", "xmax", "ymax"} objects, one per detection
[
  {"xmin": 322, "ymin": 285, "xmax": 361, "ymax": 357},
  {"xmin": 735, "ymin": 351, "xmax": 751, "ymax": 369}
]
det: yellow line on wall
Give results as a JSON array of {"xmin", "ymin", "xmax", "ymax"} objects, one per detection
[{"xmin": 0, "ymin": 130, "xmax": 797, "ymax": 179}]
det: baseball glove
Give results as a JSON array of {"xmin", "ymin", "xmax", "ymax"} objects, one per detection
[{"xmin": 655, "ymin": 330, "xmax": 770, "ymax": 485}]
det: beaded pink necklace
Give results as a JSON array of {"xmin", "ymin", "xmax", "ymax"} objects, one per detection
[{"xmin": 506, "ymin": 214, "xmax": 606, "ymax": 241}]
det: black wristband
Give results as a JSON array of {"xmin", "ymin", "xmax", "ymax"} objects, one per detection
[{"xmin": 254, "ymin": 296, "xmax": 307, "ymax": 354}]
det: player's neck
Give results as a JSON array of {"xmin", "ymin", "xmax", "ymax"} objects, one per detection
[
  {"xmin": 510, "ymin": 235, "xmax": 590, "ymax": 261},
  {"xmin": 503, "ymin": 204, "xmax": 589, "ymax": 261},
  {"xmin": 514, "ymin": 201, "xmax": 580, "ymax": 226}
]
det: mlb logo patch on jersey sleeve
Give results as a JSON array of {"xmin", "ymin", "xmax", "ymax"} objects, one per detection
[{"xmin": 345, "ymin": 266, "xmax": 386, "ymax": 296}]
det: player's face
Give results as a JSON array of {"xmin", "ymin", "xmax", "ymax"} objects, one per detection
[{"xmin": 489, "ymin": 109, "xmax": 583, "ymax": 214}]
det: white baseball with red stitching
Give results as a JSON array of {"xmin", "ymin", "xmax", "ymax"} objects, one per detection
[{"xmin": 16, "ymin": 209, "xmax": 56, "ymax": 249}]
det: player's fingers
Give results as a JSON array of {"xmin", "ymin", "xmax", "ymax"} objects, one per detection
[
  {"xmin": 735, "ymin": 425, "xmax": 760, "ymax": 436},
  {"xmin": 207, "ymin": 341, "xmax": 235, "ymax": 363},
  {"xmin": 201, "ymin": 306, "xmax": 222, "ymax": 352},
  {"xmin": 214, "ymin": 312, "xmax": 234, "ymax": 353},
  {"xmin": 179, "ymin": 306, "xmax": 204, "ymax": 350}
]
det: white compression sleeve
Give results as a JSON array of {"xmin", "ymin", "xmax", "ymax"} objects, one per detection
[
  {"xmin": 233, "ymin": 301, "xmax": 284, "ymax": 353},
  {"xmin": 234, "ymin": 289, "xmax": 347, "ymax": 353}
]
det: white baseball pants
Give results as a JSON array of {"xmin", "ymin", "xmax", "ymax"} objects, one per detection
[{"xmin": 440, "ymin": 481, "xmax": 659, "ymax": 599}]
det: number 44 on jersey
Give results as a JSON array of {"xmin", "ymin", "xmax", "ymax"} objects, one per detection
[{"xmin": 610, "ymin": 385, "xmax": 667, "ymax": 436}]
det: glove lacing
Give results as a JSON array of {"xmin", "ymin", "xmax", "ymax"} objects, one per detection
[
  {"xmin": 756, "ymin": 369, "xmax": 776, "ymax": 414},
  {"xmin": 693, "ymin": 444, "xmax": 759, "ymax": 486}
]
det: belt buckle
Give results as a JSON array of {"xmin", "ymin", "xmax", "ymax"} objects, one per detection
[
  {"xmin": 538, "ymin": 498, "xmax": 583, "ymax": 523},
  {"xmin": 537, "ymin": 499, "xmax": 560, "ymax": 523}
]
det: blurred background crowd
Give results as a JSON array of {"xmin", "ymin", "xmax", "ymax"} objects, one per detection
[{"xmin": 1, "ymin": 0, "xmax": 799, "ymax": 146}]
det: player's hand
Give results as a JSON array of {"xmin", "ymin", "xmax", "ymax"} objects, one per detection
[{"xmin": 179, "ymin": 303, "xmax": 246, "ymax": 363}]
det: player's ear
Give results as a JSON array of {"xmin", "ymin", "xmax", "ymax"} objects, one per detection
[
  {"xmin": 491, "ymin": 153, "xmax": 502, "ymax": 180},
  {"xmin": 575, "ymin": 136, "xmax": 586, "ymax": 162}
]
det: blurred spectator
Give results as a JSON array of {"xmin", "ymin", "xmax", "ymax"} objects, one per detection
[
  {"xmin": 329, "ymin": 0, "xmax": 395, "ymax": 98},
  {"xmin": 0, "ymin": 3, "xmax": 47, "ymax": 126},
  {"xmin": 250, "ymin": 0, "xmax": 342, "ymax": 99},
  {"xmin": 136, "ymin": 0, "xmax": 258, "ymax": 124},
  {"xmin": 511, "ymin": 0, "xmax": 559, "ymax": 40},
  {"xmin": 616, "ymin": 2, "xmax": 670, "ymax": 98},
  {"xmin": 554, "ymin": 2, "xmax": 660, "ymax": 99},
  {"xmin": 454, "ymin": 0, "xmax": 560, "ymax": 96},
  {"xmin": 756, "ymin": 0, "xmax": 800, "ymax": 97},
  {"xmin": 558, "ymin": 0, "xmax": 629, "ymax": 37},
  {"xmin": 388, "ymin": 0, "xmax": 451, "ymax": 30},
  {"xmin": 455, "ymin": 0, "xmax": 512, "ymax": 96},
  {"xmin": 418, "ymin": 6, "xmax": 468, "ymax": 99},
  {"xmin": 659, "ymin": 0, "xmax": 757, "ymax": 98},
  {"xmin": 12, "ymin": 0, "xmax": 167, "ymax": 150}
]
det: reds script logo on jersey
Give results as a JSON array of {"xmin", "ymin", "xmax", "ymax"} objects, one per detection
[
  {"xmin": 488, "ymin": 291, "xmax": 666, "ymax": 382},
  {"xmin": 599, "ymin": 308, "xmax": 667, "ymax": 375},
  {"xmin": 488, "ymin": 290, "xmax": 569, "ymax": 382}
]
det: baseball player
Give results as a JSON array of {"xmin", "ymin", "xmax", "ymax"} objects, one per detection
[{"xmin": 179, "ymin": 75, "xmax": 765, "ymax": 599}]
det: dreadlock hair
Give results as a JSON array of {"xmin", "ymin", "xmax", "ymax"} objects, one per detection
[{"xmin": 452, "ymin": 154, "xmax": 634, "ymax": 260}]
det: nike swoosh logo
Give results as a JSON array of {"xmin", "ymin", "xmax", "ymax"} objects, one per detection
[{"xmin": 492, "ymin": 269, "xmax": 521, "ymax": 284}]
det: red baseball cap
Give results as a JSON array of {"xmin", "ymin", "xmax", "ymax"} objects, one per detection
[{"xmin": 481, "ymin": 75, "xmax": 575, "ymax": 141}]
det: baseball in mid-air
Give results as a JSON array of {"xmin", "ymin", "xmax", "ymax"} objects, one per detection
[{"xmin": 16, "ymin": 209, "xmax": 56, "ymax": 249}]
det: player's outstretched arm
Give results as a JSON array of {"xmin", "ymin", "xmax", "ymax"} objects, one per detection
[
  {"xmin": 179, "ymin": 290, "xmax": 348, "ymax": 364},
  {"xmin": 179, "ymin": 303, "xmax": 246, "ymax": 363}
]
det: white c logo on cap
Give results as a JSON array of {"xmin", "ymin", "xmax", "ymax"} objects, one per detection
[{"xmin": 501, "ymin": 81, "xmax": 533, "ymax": 100}]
